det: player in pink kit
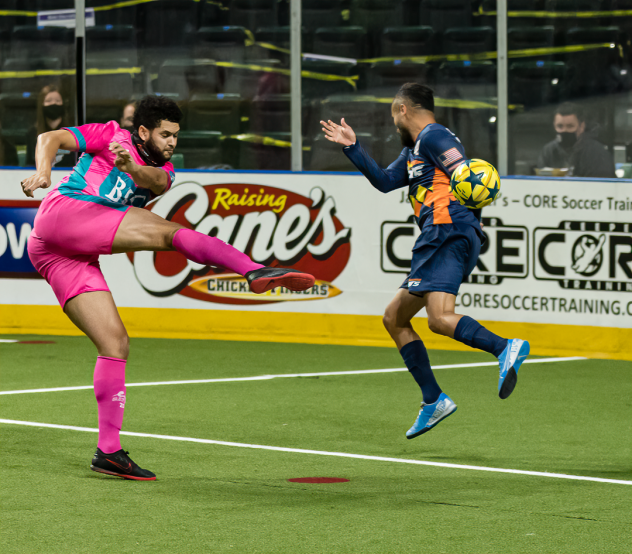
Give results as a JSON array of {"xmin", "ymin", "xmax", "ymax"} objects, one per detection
[{"xmin": 22, "ymin": 96, "xmax": 315, "ymax": 480}]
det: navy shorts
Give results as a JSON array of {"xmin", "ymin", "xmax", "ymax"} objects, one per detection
[{"xmin": 400, "ymin": 223, "xmax": 482, "ymax": 297}]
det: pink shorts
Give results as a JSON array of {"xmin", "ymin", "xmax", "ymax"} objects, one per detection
[{"xmin": 28, "ymin": 191, "xmax": 130, "ymax": 307}]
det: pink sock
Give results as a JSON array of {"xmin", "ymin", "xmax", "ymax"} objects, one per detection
[
  {"xmin": 93, "ymin": 356, "xmax": 126, "ymax": 454},
  {"xmin": 172, "ymin": 228, "xmax": 264, "ymax": 276}
]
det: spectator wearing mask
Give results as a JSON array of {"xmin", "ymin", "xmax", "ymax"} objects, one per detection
[
  {"xmin": 0, "ymin": 110, "xmax": 19, "ymax": 166},
  {"xmin": 537, "ymin": 103, "xmax": 615, "ymax": 178},
  {"xmin": 26, "ymin": 85, "xmax": 74, "ymax": 167},
  {"xmin": 120, "ymin": 101, "xmax": 135, "ymax": 132}
]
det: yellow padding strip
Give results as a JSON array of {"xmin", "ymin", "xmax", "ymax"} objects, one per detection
[{"xmin": 1, "ymin": 304, "xmax": 630, "ymax": 361}]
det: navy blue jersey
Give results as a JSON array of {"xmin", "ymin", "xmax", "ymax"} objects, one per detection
[{"xmin": 344, "ymin": 123, "xmax": 482, "ymax": 236}]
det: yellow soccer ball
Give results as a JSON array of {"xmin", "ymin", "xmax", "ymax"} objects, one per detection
[{"xmin": 449, "ymin": 159, "xmax": 501, "ymax": 209}]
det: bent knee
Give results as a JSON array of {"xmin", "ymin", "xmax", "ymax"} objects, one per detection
[
  {"xmin": 99, "ymin": 330, "xmax": 129, "ymax": 360},
  {"xmin": 428, "ymin": 316, "xmax": 446, "ymax": 335},
  {"xmin": 383, "ymin": 309, "xmax": 399, "ymax": 333}
]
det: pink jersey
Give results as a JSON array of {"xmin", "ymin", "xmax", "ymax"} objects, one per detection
[{"xmin": 48, "ymin": 120, "xmax": 175, "ymax": 211}]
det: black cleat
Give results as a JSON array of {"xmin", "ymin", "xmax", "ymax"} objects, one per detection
[
  {"xmin": 91, "ymin": 448, "xmax": 156, "ymax": 481},
  {"xmin": 245, "ymin": 267, "xmax": 315, "ymax": 294}
]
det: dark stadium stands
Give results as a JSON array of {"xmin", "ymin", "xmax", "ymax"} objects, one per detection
[
  {"xmin": 154, "ymin": 59, "xmax": 220, "ymax": 100},
  {"xmin": 312, "ymin": 27, "xmax": 369, "ymax": 59},
  {"xmin": 301, "ymin": 0, "xmax": 343, "ymax": 32},
  {"xmin": 86, "ymin": 25, "xmax": 138, "ymax": 68},
  {"xmin": 194, "ymin": 26, "xmax": 249, "ymax": 63},
  {"xmin": 229, "ymin": 0, "xmax": 278, "ymax": 30},
  {"xmin": 380, "ymin": 27, "xmax": 438, "ymax": 57},
  {"xmin": 186, "ymin": 93, "xmax": 243, "ymax": 136},
  {"xmin": 0, "ymin": 0, "xmax": 628, "ymax": 172}
]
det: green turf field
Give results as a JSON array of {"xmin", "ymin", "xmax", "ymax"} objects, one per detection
[{"xmin": 1, "ymin": 335, "xmax": 630, "ymax": 554}]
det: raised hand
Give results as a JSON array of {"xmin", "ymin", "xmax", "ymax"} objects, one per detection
[
  {"xmin": 320, "ymin": 118, "xmax": 357, "ymax": 147},
  {"xmin": 21, "ymin": 171, "xmax": 51, "ymax": 198},
  {"xmin": 109, "ymin": 142, "xmax": 136, "ymax": 174}
]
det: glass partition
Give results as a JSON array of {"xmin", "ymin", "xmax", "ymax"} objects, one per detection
[
  {"xmin": 302, "ymin": 0, "xmax": 499, "ymax": 172},
  {"xmin": 84, "ymin": 0, "xmax": 293, "ymax": 170},
  {"xmin": 0, "ymin": 0, "xmax": 630, "ymax": 177},
  {"xmin": 502, "ymin": 0, "xmax": 632, "ymax": 178},
  {"xmin": 0, "ymin": 0, "xmax": 77, "ymax": 168}
]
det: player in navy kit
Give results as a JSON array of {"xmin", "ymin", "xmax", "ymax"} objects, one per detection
[{"xmin": 321, "ymin": 83, "xmax": 530, "ymax": 438}]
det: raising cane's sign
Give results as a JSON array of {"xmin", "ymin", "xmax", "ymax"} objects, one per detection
[{"xmin": 128, "ymin": 182, "xmax": 351, "ymax": 305}]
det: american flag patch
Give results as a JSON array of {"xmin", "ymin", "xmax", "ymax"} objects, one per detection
[{"xmin": 439, "ymin": 148, "xmax": 463, "ymax": 170}]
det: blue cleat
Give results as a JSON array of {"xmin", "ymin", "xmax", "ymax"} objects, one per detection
[
  {"xmin": 405, "ymin": 392, "xmax": 457, "ymax": 439},
  {"xmin": 498, "ymin": 339, "xmax": 530, "ymax": 399}
]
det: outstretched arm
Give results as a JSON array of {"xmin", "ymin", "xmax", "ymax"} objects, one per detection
[
  {"xmin": 21, "ymin": 129, "xmax": 78, "ymax": 197},
  {"xmin": 321, "ymin": 118, "xmax": 408, "ymax": 193}
]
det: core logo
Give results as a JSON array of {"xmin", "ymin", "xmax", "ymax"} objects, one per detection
[
  {"xmin": 535, "ymin": 221, "xmax": 632, "ymax": 292},
  {"xmin": 571, "ymin": 234, "xmax": 605, "ymax": 276},
  {"xmin": 128, "ymin": 182, "xmax": 351, "ymax": 304}
]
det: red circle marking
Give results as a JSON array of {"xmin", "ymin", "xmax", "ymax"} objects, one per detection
[
  {"xmin": 18, "ymin": 341, "xmax": 56, "ymax": 344},
  {"xmin": 288, "ymin": 477, "xmax": 349, "ymax": 484}
]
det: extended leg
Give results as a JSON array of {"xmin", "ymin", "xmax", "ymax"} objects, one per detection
[
  {"xmin": 383, "ymin": 289, "xmax": 457, "ymax": 438},
  {"xmin": 65, "ymin": 291, "xmax": 129, "ymax": 454},
  {"xmin": 383, "ymin": 289, "xmax": 442, "ymax": 403},
  {"xmin": 424, "ymin": 291, "xmax": 507, "ymax": 356},
  {"xmin": 112, "ymin": 207, "xmax": 314, "ymax": 293},
  {"xmin": 64, "ymin": 291, "xmax": 155, "ymax": 480},
  {"xmin": 424, "ymin": 291, "xmax": 529, "ymax": 399}
]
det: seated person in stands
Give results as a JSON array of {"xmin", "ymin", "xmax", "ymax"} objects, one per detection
[
  {"xmin": 26, "ymin": 85, "xmax": 75, "ymax": 168},
  {"xmin": 120, "ymin": 101, "xmax": 135, "ymax": 132},
  {"xmin": 537, "ymin": 102, "xmax": 615, "ymax": 178},
  {"xmin": 0, "ymin": 116, "xmax": 19, "ymax": 167}
]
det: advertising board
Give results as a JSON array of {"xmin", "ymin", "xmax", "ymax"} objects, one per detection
[{"xmin": 1, "ymin": 168, "xmax": 630, "ymax": 356}]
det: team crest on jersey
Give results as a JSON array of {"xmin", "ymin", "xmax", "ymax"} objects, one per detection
[{"xmin": 407, "ymin": 160, "xmax": 424, "ymax": 179}]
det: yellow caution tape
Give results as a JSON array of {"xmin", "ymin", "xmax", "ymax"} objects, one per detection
[
  {"xmin": 0, "ymin": 0, "xmax": 229, "ymax": 17},
  {"xmin": 92, "ymin": 0, "xmax": 155, "ymax": 11},
  {"xmin": 256, "ymin": 42, "xmax": 291, "ymax": 55},
  {"xmin": 244, "ymin": 28, "xmax": 256, "ymax": 48},
  {"xmin": 222, "ymin": 133, "xmax": 311, "ymax": 151},
  {"xmin": 192, "ymin": 0, "xmax": 229, "ymax": 10},
  {"xmin": 251, "ymin": 40, "xmax": 619, "ymax": 64},
  {"xmin": 0, "ymin": 67, "xmax": 142, "ymax": 79},
  {"xmin": 215, "ymin": 61, "xmax": 359, "ymax": 89},
  {"xmin": 0, "ymin": 61, "xmax": 358, "ymax": 88},
  {"xmin": 476, "ymin": 8, "xmax": 632, "ymax": 17},
  {"xmin": 325, "ymin": 94, "xmax": 522, "ymax": 111},
  {"xmin": 358, "ymin": 42, "xmax": 617, "ymax": 64},
  {"xmin": 0, "ymin": 10, "xmax": 38, "ymax": 16}
]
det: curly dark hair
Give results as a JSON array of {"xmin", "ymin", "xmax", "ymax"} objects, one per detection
[
  {"xmin": 133, "ymin": 95, "xmax": 182, "ymax": 131},
  {"xmin": 395, "ymin": 83, "xmax": 434, "ymax": 113}
]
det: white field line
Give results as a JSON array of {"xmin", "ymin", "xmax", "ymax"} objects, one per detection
[
  {"xmin": 0, "ymin": 339, "xmax": 18, "ymax": 343},
  {"xmin": 0, "ymin": 418, "xmax": 629, "ymax": 486},
  {"xmin": 0, "ymin": 357, "xmax": 586, "ymax": 396}
]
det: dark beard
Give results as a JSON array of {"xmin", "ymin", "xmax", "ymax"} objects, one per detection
[
  {"xmin": 145, "ymin": 136, "xmax": 170, "ymax": 165},
  {"xmin": 398, "ymin": 126, "xmax": 415, "ymax": 148}
]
